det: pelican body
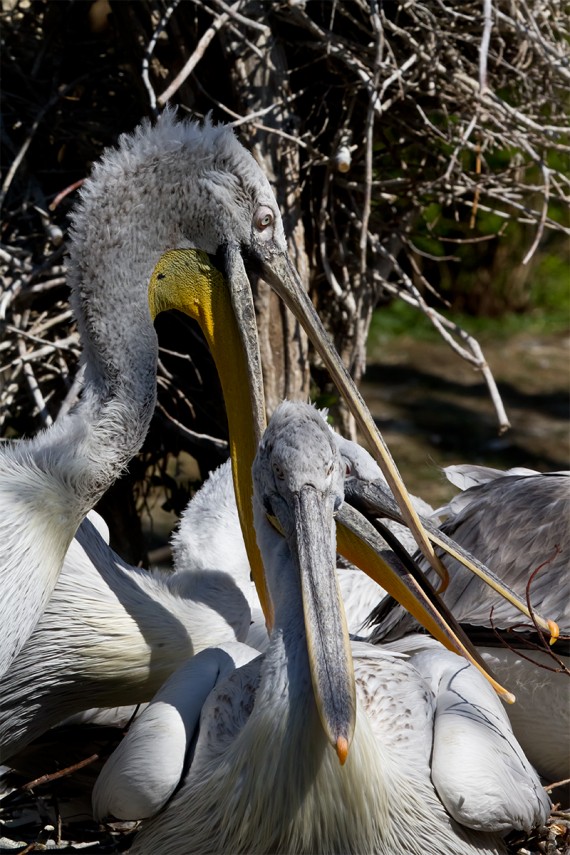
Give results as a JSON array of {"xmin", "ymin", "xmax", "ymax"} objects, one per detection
[
  {"xmin": 94, "ymin": 402, "xmax": 549, "ymax": 855},
  {"xmin": 369, "ymin": 466, "xmax": 570, "ymax": 782},
  {"xmin": 0, "ymin": 506, "xmax": 252, "ymax": 763}
]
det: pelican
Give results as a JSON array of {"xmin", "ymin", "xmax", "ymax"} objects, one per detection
[
  {"xmin": 0, "ymin": 109, "xmax": 451, "ymax": 677},
  {"xmin": 367, "ymin": 465, "xmax": 570, "ymax": 782},
  {"xmin": 0, "ymin": 241, "xmax": 496, "ymax": 765},
  {"xmin": 0, "ymin": 507, "xmax": 252, "ymax": 763},
  {"xmin": 0, "ymin": 433, "xmax": 475, "ymax": 761},
  {"xmin": 93, "ymin": 401, "xmax": 550, "ymax": 855}
]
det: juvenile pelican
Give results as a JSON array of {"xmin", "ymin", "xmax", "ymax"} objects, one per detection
[
  {"xmin": 93, "ymin": 402, "xmax": 549, "ymax": 855},
  {"xmin": 0, "ymin": 110, "xmax": 443, "ymax": 676},
  {"xmin": 368, "ymin": 465, "xmax": 570, "ymax": 782},
  {"xmin": 0, "ymin": 243, "xmax": 270, "ymax": 763}
]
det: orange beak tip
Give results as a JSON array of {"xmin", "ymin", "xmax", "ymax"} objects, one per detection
[
  {"xmin": 548, "ymin": 620, "xmax": 560, "ymax": 645},
  {"xmin": 336, "ymin": 736, "xmax": 349, "ymax": 766}
]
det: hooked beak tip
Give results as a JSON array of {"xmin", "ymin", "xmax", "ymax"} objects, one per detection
[
  {"xmin": 336, "ymin": 735, "xmax": 350, "ymax": 765},
  {"xmin": 548, "ymin": 620, "xmax": 560, "ymax": 645}
]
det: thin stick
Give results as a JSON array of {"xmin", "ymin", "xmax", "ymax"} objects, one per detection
[
  {"xmin": 158, "ymin": 3, "xmax": 239, "ymax": 106},
  {"xmin": 21, "ymin": 753, "xmax": 99, "ymax": 791},
  {"xmin": 17, "ymin": 336, "xmax": 53, "ymax": 427},
  {"xmin": 156, "ymin": 401, "xmax": 229, "ymax": 450},
  {"xmin": 522, "ymin": 160, "xmax": 551, "ymax": 265},
  {"xmin": 479, "ymin": 0, "xmax": 493, "ymax": 94},
  {"xmin": 142, "ymin": 0, "xmax": 181, "ymax": 112}
]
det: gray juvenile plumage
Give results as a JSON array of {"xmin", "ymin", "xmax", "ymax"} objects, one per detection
[
  {"xmin": 0, "ymin": 108, "xmax": 342, "ymax": 678},
  {"xmin": 368, "ymin": 467, "xmax": 570, "ymax": 781}
]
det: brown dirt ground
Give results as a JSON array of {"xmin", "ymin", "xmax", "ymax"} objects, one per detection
[{"xmin": 362, "ymin": 329, "xmax": 570, "ymax": 509}]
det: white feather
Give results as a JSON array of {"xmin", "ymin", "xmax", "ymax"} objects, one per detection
[{"xmin": 94, "ymin": 403, "xmax": 548, "ymax": 854}]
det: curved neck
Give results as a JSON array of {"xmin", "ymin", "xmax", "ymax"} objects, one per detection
[
  {"xmin": 43, "ymin": 311, "xmax": 157, "ymax": 517},
  {"xmin": 57, "ymin": 206, "xmax": 166, "ymax": 512}
]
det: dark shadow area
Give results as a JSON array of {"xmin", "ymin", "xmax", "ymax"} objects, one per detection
[{"xmin": 365, "ymin": 363, "xmax": 570, "ymax": 422}]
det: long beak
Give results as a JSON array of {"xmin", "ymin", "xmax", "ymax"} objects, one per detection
[
  {"xmin": 344, "ymin": 478, "xmax": 557, "ymax": 637},
  {"xmin": 147, "ymin": 249, "xmax": 544, "ymax": 704},
  {"xmin": 148, "ymin": 249, "xmax": 273, "ymax": 628},
  {"xmin": 287, "ymin": 486, "xmax": 356, "ymax": 763},
  {"xmin": 258, "ymin": 250, "xmax": 449, "ymax": 588},
  {"xmin": 336, "ymin": 503, "xmax": 516, "ymax": 703}
]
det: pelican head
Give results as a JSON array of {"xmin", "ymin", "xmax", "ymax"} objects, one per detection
[
  {"xmin": 253, "ymin": 401, "xmax": 356, "ymax": 763},
  {"xmin": 114, "ymin": 111, "xmax": 445, "ymax": 602}
]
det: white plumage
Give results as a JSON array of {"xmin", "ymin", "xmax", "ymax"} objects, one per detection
[
  {"xmin": 172, "ymin": 459, "xmax": 267, "ymax": 644},
  {"xmin": 0, "ymin": 499, "xmax": 252, "ymax": 763},
  {"xmin": 93, "ymin": 402, "xmax": 549, "ymax": 855}
]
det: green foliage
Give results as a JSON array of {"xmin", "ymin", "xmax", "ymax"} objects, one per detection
[
  {"xmin": 369, "ymin": 278, "xmax": 569, "ymax": 354},
  {"xmin": 530, "ymin": 244, "xmax": 570, "ymax": 315}
]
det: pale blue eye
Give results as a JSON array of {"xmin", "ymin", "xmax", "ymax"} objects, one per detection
[{"xmin": 255, "ymin": 206, "xmax": 274, "ymax": 231}]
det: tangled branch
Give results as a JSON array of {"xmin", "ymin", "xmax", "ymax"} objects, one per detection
[{"xmin": 1, "ymin": 0, "xmax": 567, "ymax": 536}]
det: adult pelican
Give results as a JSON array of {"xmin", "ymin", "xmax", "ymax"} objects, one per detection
[
  {"xmin": 93, "ymin": 402, "xmax": 549, "ymax": 855},
  {"xmin": 0, "ymin": 432, "xmax": 486, "ymax": 761},
  {"xmin": 0, "ymin": 248, "xmax": 499, "ymax": 764},
  {"xmin": 0, "ymin": 506, "xmax": 252, "ymax": 763},
  {"xmin": 0, "ymin": 109, "xmax": 448, "ymax": 676},
  {"xmin": 366, "ymin": 465, "xmax": 570, "ymax": 783}
]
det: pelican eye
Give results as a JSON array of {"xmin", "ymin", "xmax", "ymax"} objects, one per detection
[
  {"xmin": 254, "ymin": 206, "xmax": 275, "ymax": 232},
  {"xmin": 273, "ymin": 462, "xmax": 285, "ymax": 480}
]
